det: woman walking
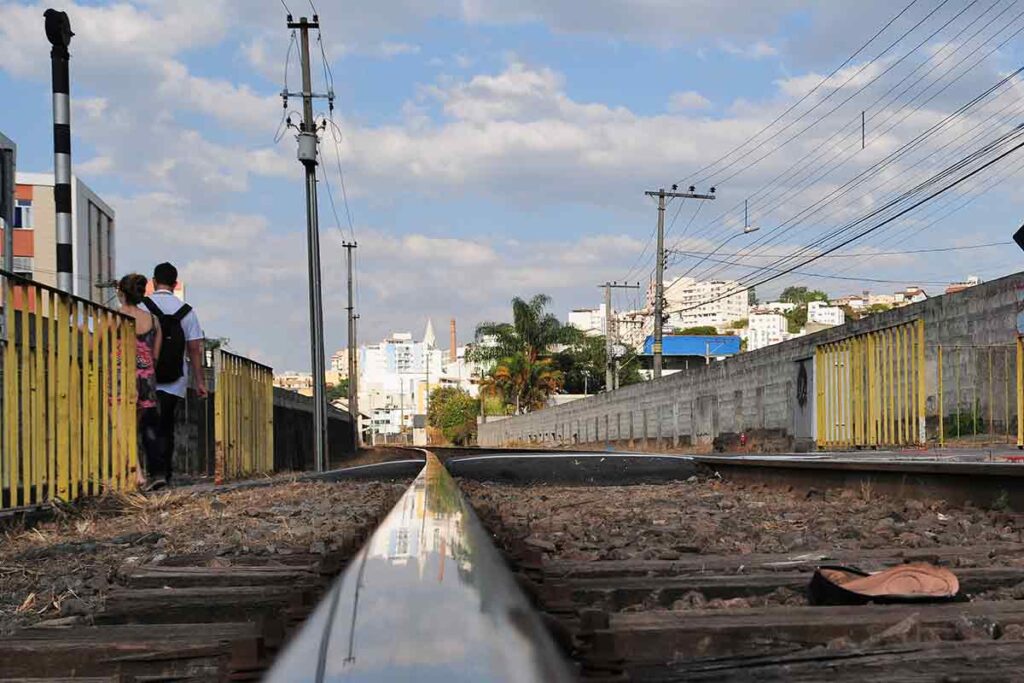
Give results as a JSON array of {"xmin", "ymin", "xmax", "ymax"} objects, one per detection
[{"xmin": 117, "ymin": 274, "xmax": 162, "ymax": 489}]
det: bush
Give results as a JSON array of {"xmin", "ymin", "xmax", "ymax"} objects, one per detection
[{"xmin": 428, "ymin": 387, "xmax": 480, "ymax": 445}]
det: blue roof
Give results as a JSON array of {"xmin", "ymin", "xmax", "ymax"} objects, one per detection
[{"xmin": 641, "ymin": 335, "xmax": 741, "ymax": 357}]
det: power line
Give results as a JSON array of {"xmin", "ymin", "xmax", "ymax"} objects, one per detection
[
  {"xmin": 669, "ymin": 241, "xmax": 1010, "ymax": 260},
  {"xmin": 665, "ymin": 128, "xmax": 1024, "ymax": 316},
  {"xmin": 682, "ymin": 1, "xmax": 1022, "ymax": 260},
  {"xmin": 696, "ymin": 65, "xmax": 1024, "ymax": 284},
  {"xmin": 677, "ymin": 0, "xmax": 922, "ymax": 187},
  {"xmin": 698, "ymin": 0, "xmax": 962, "ymax": 187}
]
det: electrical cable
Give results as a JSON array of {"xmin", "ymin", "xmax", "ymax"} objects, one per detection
[
  {"xmin": 682, "ymin": 0, "xmax": 1022, "ymax": 259},
  {"xmin": 677, "ymin": 0, "xmax": 922, "ymax": 187},
  {"xmin": 664, "ymin": 129, "xmax": 1024, "ymax": 316},
  {"xmin": 698, "ymin": 0, "xmax": 963, "ymax": 187},
  {"xmin": 696, "ymin": 64, "xmax": 1024, "ymax": 283}
]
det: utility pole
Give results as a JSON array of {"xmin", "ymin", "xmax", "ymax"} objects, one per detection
[
  {"xmin": 600, "ymin": 281, "xmax": 640, "ymax": 391},
  {"xmin": 45, "ymin": 9, "xmax": 74, "ymax": 293},
  {"xmin": 343, "ymin": 241, "xmax": 359, "ymax": 450},
  {"xmin": 644, "ymin": 186, "xmax": 715, "ymax": 378},
  {"xmin": 287, "ymin": 12, "xmax": 329, "ymax": 471}
]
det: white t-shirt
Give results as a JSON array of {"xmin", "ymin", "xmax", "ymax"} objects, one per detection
[{"xmin": 147, "ymin": 289, "xmax": 204, "ymax": 398}]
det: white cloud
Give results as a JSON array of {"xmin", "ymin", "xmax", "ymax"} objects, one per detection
[
  {"xmin": 668, "ymin": 90, "xmax": 712, "ymax": 112},
  {"xmin": 376, "ymin": 41, "xmax": 421, "ymax": 57},
  {"xmin": 720, "ymin": 40, "xmax": 779, "ymax": 60}
]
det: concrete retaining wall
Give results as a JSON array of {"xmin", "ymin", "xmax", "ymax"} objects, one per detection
[{"xmin": 479, "ymin": 272, "xmax": 1024, "ymax": 450}]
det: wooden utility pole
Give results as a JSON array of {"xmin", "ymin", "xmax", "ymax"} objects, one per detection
[
  {"xmin": 343, "ymin": 241, "xmax": 359, "ymax": 449},
  {"xmin": 600, "ymin": 281, "xmax": 640, "ymax": 391},
  {"xmin": 644, "ymin": 186, "xmax": 715, "ymax": 378}
]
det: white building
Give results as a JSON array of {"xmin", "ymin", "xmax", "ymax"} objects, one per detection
[
  {"xmin": 567, "ymin": 304, "xmax": 607, "ymax": 336},
  {"xmin": 359, "ymin": 323, "xmax": 444, "ymax": 437},
  {"xmin": 761, "ymin": 301, "xmax": 797, "ymax": 314},
  {"xmin": 662, "ymin": 277, "xmax": 749, "ymax": 331},
  {"xmin": 274, "ymin": 371, "xmax": 313, "ymax": 396},
  {"xmin": 807, "ymin": 301, "xmax": 845, "ymax": 327},
  {"xmin": 357, "ymin": 320, "xmax": 485, "ymax": 441},
  {"xmin": 747, "ymin": 312, "xmax": 789, "ymax": 351}
]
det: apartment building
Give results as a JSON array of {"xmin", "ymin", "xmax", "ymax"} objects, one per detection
[
  {"xmin": 747, "ymin": 312, "xmax": 789, "ymax": 351},
  {"xmin": 7, "ymin": 172, "xmax": 115, "ymax": 303},
  {"xmin": 663, "ymin": 276, "xmax": 749, "ymax": 330},
  {"xmin": 567, "ymin": 304, "xmax": 607, "ymax": 336},
  {"xmin": 807, "ymin": 300, "xmax": 845, "ymax": 326}
]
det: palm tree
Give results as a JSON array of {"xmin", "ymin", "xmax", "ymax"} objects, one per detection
[
  {"xmin": 489, "ymin": 352, "xmax": 563, "ymax": 414},
  {"xmin": 472, "ymin": 294, "xmax": 568, "ymax": 414},
  {"xmin": 472, "ymin": 294, "xmax": 568, "ymax": 364}
]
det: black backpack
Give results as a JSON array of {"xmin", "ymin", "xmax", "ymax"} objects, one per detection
[{"xmin": 142, "ymin": 297, "xmax": 193, "ymax": 384}]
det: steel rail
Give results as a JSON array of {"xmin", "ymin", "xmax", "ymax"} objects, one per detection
[{"xmin": 266, "ymin": 452, "xmax": 574, "ymax": 682}]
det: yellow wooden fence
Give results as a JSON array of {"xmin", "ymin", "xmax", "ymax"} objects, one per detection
[
  {"xmin": 815, "ymin": 320, "xmax": 925, "ymax": 449},
  {"xmin": 0, "ymin": 272, "xmax": 137, "ymax": 509},
  {"xmin": 213, "ymin": 349, "xmax": 273, "ymax": 483}
]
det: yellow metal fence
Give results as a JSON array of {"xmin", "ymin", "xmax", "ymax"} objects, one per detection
[
  {"xmin": 816, "ymin": 320, "xmax": 925, "ymax": 449},
  {"xmin": 213, "ymin": 349, "xmax": 273, "ymax": 483},
  {"xmin": 0, "ymin": 273, "xmax": 137, "ymax": 509},
  {"xmin": 934, "ymin": 342, "xmax": 1017, "ymax": 447}
]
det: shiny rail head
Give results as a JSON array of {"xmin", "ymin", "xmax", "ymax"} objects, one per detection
[{"xmin": 266, "ymin": 454, "xmax": 575, "ymax": 683}]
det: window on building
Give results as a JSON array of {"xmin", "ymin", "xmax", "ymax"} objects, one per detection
[
  {"xmin": 13, "ymin": 200, "xmax": 31, "ymax": 229},
  {"xmin": 12, "ymin": 256, "xmax": 32, "ymax": 278}
]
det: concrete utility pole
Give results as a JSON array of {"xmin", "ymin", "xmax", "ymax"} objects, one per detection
[
  {"xmin": 343, "ymin": 241, "xmax": 359, "ymax": 449},
  {"xmin": 600, "ymin": 281, "xmax": 640, "ymax": 391},
  {"xmin": 289, "ymin": 13, "xmax": 329, "ymax": 471},
  {"xmin": 644, "ymin": 186, "xmax": 715, "ymax": 378},
  {"xmin": 45, "ymin": 9, "xmax": 74, "ymax": 293}
]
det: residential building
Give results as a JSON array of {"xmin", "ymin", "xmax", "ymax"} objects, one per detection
[
  {"xmin": 274, "ymin": 371, "xmax": 313, "ymax": 396},
  {"xmin": 567, "ymin": 304, "xmax": 607, "ymax": 336},
  {"xmin": 747, "ymin": 311, "xmax": 789, "ymax": 351},
  {"xmin": 895, "ymin": 286, "xmax": 928, "ymax": 305},
  {"xmin": 614, "ymin": 308, "xmax": 651, "ymax": 350},
  {"xmin": 662, "ymin": 276, "xmax": 749, "ymax": 331},
  {"xmin": 358, "ymin": 321, "xmax": 446, "ymax": 437},
  {"xmin": 761, "ymin": 301, "xmax": 797, "ymax": 314},
  {"xmin": 807, "ymin": 301, "xmax": 845, "ymax": 327},
  {"xmin": 330, "ymin": 349, "xmax": 349, "ymax": 376},
  {"xmin": 946, "ymin": 276, "xmax": 981, "ymax": 295},
  {"xmin": 831, "ymin": 293, "xmax": 867, "ymax": 310},
  {"xmin": 9, "ymin": 172, "xmax": 115, "ymax": 303}
]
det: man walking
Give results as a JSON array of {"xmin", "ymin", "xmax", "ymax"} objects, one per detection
[{"xmin": 143, "ymin": 262, "xmax": 206, "ymax": 488}]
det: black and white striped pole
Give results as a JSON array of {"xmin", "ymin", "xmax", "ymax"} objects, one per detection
[{"xmin": 45, "ymin": 9, "xmax": 74, "ymax": 293}]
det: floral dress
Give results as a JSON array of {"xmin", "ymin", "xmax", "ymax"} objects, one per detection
[{"xmin": 136, "ymin": 318, "xmax": 158, "ymax": 410}]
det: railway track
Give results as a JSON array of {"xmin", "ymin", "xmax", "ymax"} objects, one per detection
[
  {"xmin": 459, "ymin": 451, "xmax": 1024, "ymax": 682},
  {"xmin": 4, "ymin": 448, "xmax": 1024, "ymax": 681}
]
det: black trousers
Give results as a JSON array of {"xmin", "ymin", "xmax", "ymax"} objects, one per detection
[
  {"xmin": 156, "ymin": 391, "xmax": 181, "ymax": 483},
  {"xmin": 140, "ymin": 407, "xmax": 161, "ymax": 478}
]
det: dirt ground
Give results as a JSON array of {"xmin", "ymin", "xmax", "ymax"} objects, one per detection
[
  {"xmin": 463, "ymin": 475, "xmax": 1024, "ymax": 613},
  {"xmin": 0, "ymin": 478, "xmax": 407, "ymax": 635}
]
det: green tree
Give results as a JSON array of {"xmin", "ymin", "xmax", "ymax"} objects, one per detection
[
  {"xmin": 674, "ymin": 325, "xmax": 719, "ymax": 336},
  {"xmin": 326, "ymin": 378, "xmax": 350, "ymax": 403},
  {"xmin": 553, "ymin": 329, "xmax": 607, "ymax": 394},
  {"xmin": 865, "ymin": 303, "xmax": 892, "ymax": 315},
  {"xmin": 427, "ymin": 387, "xmax": 479, "ymax": 445},
  {"xmin": 731, "ymin": 319, "xmax": 749, "ymax": 329},
  {"xmin": 784, "ymin": 307, "xmax": 807, "ymax": 333},
  {"xmin": 470, "ymin": 294, "xmax": 569, "ymax": 364},
  {"xmin": 779, "ymin": 286, "xmax": 829, "ymax": 305},
  {"xmin": 483, "ymin": 352, "xmax": 563, "ymax": 414}
]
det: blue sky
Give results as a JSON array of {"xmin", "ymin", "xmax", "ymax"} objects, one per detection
[{"xmin": 2, "ymin": 0, "xmax": 1023, "ymax": 370}]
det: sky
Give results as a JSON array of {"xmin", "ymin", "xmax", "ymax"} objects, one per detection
[{"xmin": 2, "ymin": 0, "xmax": 1024, "ymax": 371}]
